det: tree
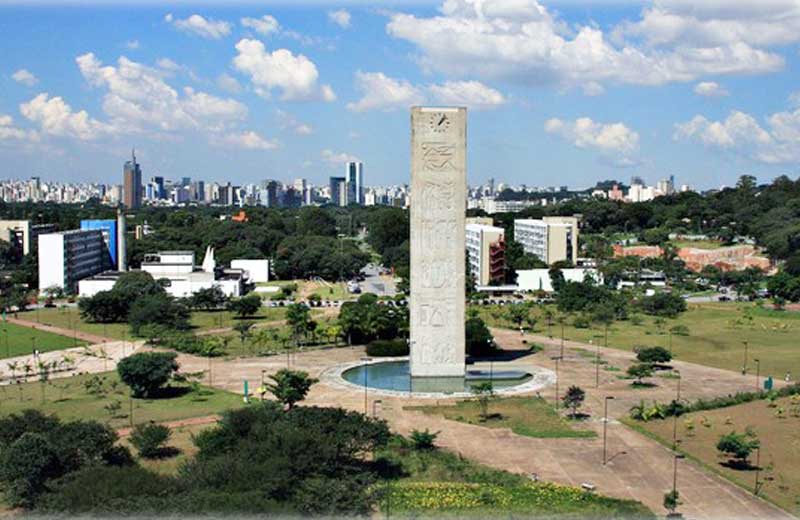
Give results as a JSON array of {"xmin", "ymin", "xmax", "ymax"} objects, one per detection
[
  {"xmin": 233, "ymin": 321, "xmax": 255, "ymax": 346},
  {"xmin": 639, "ymin": 292, "xmax": 687, "ymax": 318},
  {"xmin": 627, "ymin": 363, "xmax": 654, "ymax": 385},
  {"xmin": 286, "ymin": 303, "xmax": 311, "ymax": 346},
  {"xmin": 562, "ymin": 386, "xmax": 586, "ymax": 418},
  {"xmin": 78, "ymin": 291, "xmax": 128, "ymax": 323},
  {"xmin": 465, "ymin": 316, "xmax": 494, "ymax": 357},
  {"xmin": 409, "ymin": 429, "xmax": 439, "ymax": 450},
  {"xmin": 663, "ymin": 490, "xmax": 681, "ymax": 515},
  {"xmin": 0, "ymin": 432, "xmax": 59, "ymax": 507},
  {"xmin": 264, "ymin": 369, "xmax": 318, "ymax": 410},
  {"xmin": 117, "ymin": 352, "xmax": 179, "ymax": 398},
  {"xmin": 716, "ymin": 430, "xmax": 760, "ymax": 467},
  {"xmin": 113, "ymin": 271, "xmax": 166, "ymax": 302},
  {"xmin": 128, "ymin": 294, "xmax": 190, "ymax": 335},
  {"xmin": 471, "ymin": 381, "xmax": 495, "ymax": 421},
  {"xmin": 190, "ymin": 286, "xmax": 228, "ymax": 311},
  {"xmin": 636, "ymin": 346, "xmax": 673, "ymax": 365},
  {"xmin": 505, "ymin": 304, "xmax": 529, "ymax": 330},
  {"xmin": 129, "ymin": 423, "xmax": 171, "ymax": 459},
  {"xmin": 227, "ymin": 294, "xmax": 262, "ymax": 319}
]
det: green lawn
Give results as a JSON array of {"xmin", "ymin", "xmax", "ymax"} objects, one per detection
[
  {"xmin": 17, "ymin": 307, "xmax": 131, "ymax": 340},
  {"xmin": 189, "ymin": 308, "xmax": 287, "ymax": 331},
  {"xmin": 407, "ymin": 396, "xmax": 596, "ymax": 439},
  {"xmin": 477, "ymin": 302, "xmax": 800, "ymax": 380},
  {"xmin": 0, "ymin": 371, "xmax": 245, "ymax": 429},
  {"xmin": 0, "ymin": 321, "xmax": 87, "ymax": 359},
  {"xmin": 626, "ymin": 395, "xmax": 800, "ymax": 515},
  {"xmin": 669, "ymin": 239, "xmax": 724, "ymax": 249}
]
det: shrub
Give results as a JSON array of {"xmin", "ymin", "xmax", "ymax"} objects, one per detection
[
  {"xmin": 409, "ymin": 429, "xmax": 439, "ymax": 450},
  {"xmin": 129, "ymin": 423, "xmax": 171, "ymax": 459},
  {"xmin": 639, "ymin": 293, "xmax": 687, "ymax": 318},
  {"xmin": 636, "ymin": 346, "xmax": 672, "ymax": 365},
  {"xmin": 128, "ymin": 294, "xmax": 190, "ymax": 335},
  {"xmin": 572, "ymin": 315, "xmax": 591, "ymax": 329},
  {"xmin": 365, "ymin": 339, "xmax": 409, "ymax": 357},
  {"xmin": 117, "ymin": 352, "xmax": 179, "ymax": 398},
  {"xmin": 466, "ymin": 317, "xmax": 494, "ymax": 357},
  {"xmin": 717, "ymin": 431, "xmax": 759, "ymax": 466},
  {"xmin": 264, "ymin": 369, "xmax": 318, "ymax": 410},
  {"xmin": 670, "ymin": 324, "xmax": 690, "ymax": 336},
  {"xmin": 227, "ymin": 294, "xmax": 263, "ymax": 318},
  {"xmin": 627, "ymin": 363, "xmax": 654, "ymax": 384}
]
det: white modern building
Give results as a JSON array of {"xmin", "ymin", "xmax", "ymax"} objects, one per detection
[
  {"xmin": 514, "ymin": 216, "xmax": 579, "ymax": 265},
  {"xmin": 516, "ymin": 268, "xmax": 600, "ymax": 292},
  {"xmin": 466, "ymin": 222, "xmax": 505, "ymax": 286},
  {"xmin": 78, "ymin": 249, "xmax": 247, "ymax": 299},
  {"xmin": 230, "ymin": 259, "xmax": 270, "ymax": 283},
  {"xmin": 345, "ymin": 161, "xmax": 364, "ymax": 205},
  {"xmin": 38, "ymin": 229, "xmax": 106, "ymax": 293}
]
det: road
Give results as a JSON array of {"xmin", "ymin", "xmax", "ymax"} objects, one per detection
[{"xmin": 359, "ymin": 263, "xmax": 397, "ymax": 297}]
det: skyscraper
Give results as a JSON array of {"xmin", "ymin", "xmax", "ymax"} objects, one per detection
[
  {"xmin": 123, "ymin": 150, "xmax": 142, "ymax": 209},
  {"xmin": 330, "ymin": 176, "xmax": 346, "ymax": 206},
  {"xmin": 345, "ymin": 161, "xmax": 364, "ymax": 205}
]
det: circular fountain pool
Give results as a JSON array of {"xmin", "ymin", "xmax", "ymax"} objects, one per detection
[{"xmin": 325, "ymin": 358, "xmax": 556, "ymax": 398}]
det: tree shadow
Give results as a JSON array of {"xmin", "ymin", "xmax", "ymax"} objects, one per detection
[
  {"xmin": 630, "ymin": 381, "xmax": 657, "ymax": 389},
  {"xmin": 567, "ymin": 412, "xmax": 591, "ymax": 421},
  {"xmin": 146, "ymin": 385, "xmax": 192, "ymax": 399},
  {"xmin": 146, "ymin": 446, "xmax": 182, "ymax": 460},
  {"xmin": 720, "ymin": 460, "xmax": 759, "ymax": 471},
  {"xmin": 370, "ymin": 457, "xmax": 407, "ymax": 480},
  {"xmin": 468, "ymin": 350, "xmax": 534, "ymax": 363}
]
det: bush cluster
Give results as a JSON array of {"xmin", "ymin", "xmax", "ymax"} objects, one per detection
[{"xmin": 365, "ymin": 339, "xmax": 409, "ymax": 357}]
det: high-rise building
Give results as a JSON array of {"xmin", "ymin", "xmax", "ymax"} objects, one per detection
[
  {"xmin": 466, "ymin": 222, "xmax": 505, "ymax": 286},
  {"xmin": 80, "ymin": 219, "xmax": 118, "ymax": 268},
  {"xmin": 329, "ymin": 176, "xmax": 346, "ymax": 206},
  {"xmin": 38, "ymin": 229, "xmax": 106, "ymax": 292},
  {"xmin": 123, "ymin": 150, "xmax": 142, "ymax": 209},
  {"xmin": 345, "ymin": 161, "xmax": 364, "ymax": 205},
  {"xmin": 514, "ymin": 216, "xmax": 579, "ymax": 265}
]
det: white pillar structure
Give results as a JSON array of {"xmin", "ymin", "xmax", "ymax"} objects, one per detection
[{"xmin": 409, "ymin": 106, "xmax": 467, "ymax": 378}]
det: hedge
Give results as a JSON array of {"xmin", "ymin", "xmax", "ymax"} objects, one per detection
[{"xmin": 365, "ymin": 340, "xmax": 409, "ymax": 357}]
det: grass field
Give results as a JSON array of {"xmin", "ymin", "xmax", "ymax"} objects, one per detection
[
  {"xmin": 258, "ymin": 279, "xmax": 357, "ymax": 301},
  {"xmin": 407, "ymin": 396, "xmax": 596, "ymax": 439},
  {"xmin": 476, "ymin": 302, "xmax": 800, "ymax": 380},
  {"xmin": 0, "ymin": 371, "xmax": 245, "ymax": 429},
  {"xmin": 0, "ymin": 321, "xmax": 87, "ymax": 359},
  {"xmin": 669, "ymin": 239, "xmax": 725, "ymax": 250},
  {"xmin": 629, "ymin": 396, "xmax": 800, "ymax": 515},
  {"xmin": 122, "ymin": 422, "xmax": 206, "ymax": 475}
]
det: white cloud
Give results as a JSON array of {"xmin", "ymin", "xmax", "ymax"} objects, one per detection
[
  {"xmin": 216, "ymin": 130, "xmax": 279, "ymax": 150},
  {"xmin": 386, "ymin": 0, "xmax": 786, "ymax": 90},
  {"xmin": 347, "ymin": 71, "xmax": 505, "ymax": 112},
  {"xmin": 789, "ymin": 91, "xmax": 800, "ymax": 108},
  {"xmin": 328, "ymin": 9, "xmax": 352, "ymax": 29},
  {"xmin": 12, "ymin": 69, "xmax": 38, "ymax": 87},
  {"xmin": 125, "ymin": 40, "xmax": 141, "ymax": 50},
  {"xmin": 346, "ymin": 71, "xmax": 423, "ymax": 112},
  {"xmin": 216, "ymin": 73, "xmax": 242, "ymax": 94},
  {"xmin": 76, "ymin": 53, "xmax": 246, "ymax": 135},
  {"xmin": 168, "ymin": 13, "xmax": 231, "ymax": 40},
  {"xmin": 232, "ymin": 38, "xmax": 335, "ymax": 102},
  {"xmin": 241, "ymin": 15, "xmax": 280, "ymax": 36},
  {"xmin": 20, "ymin": 93, "xmax": 109, "ymax": 140},
  {"xmin": 694, "ymin": 81, "xmax": 729, "ymax": 97},
  {"xmin": 156, "ymin": 57, "xmax": 180, "ymax": 71},
  {"xmin": 322, "ymin": 149, "xmax": 359, "ymax": 164},
  {"xmin": 0, "ymin": 114, "xmax": 38, "ymax": 142},
  {"xmin": 675, "ymin": 106, "xmax": 800, "ymax": 164},
  {"xmin": 582, "ymin": 82, "xmax": 606, "ymax": 97},
  {"xmin": 545, "ymin": 117, "xmax": 640, "ymax": 156},
  {"xmin": 615, "ymin": 1, "xmax": 800, "ymax": 49},
  {"xmin": 428, "ymin": 80, "xmax": 506, "ymax": 109},
  {"xmin": 277, "ymin": 110, "xmax": 313, "ymax": 135}
]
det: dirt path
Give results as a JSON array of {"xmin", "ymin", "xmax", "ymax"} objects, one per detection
[
  {"xmin": 116, "ymin": 414, "xmax": 220, "ymax": 437},
  {"xmin": 7, "ymin": 316, "xmax": 110, "ymax": 344}
]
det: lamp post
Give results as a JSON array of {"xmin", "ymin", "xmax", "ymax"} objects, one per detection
[
  {"xmin": 668, "ymin": 329, "xmax": 673, "ymax": 356},
  {"xmin": 603, "ymin": 396, "xmax": 615, "ymax": 465},
  {"xmin": 361, "ymin": 356, "xmax": 371, "ymax": 415},
  {"xmin": 551, "ymin": 356, "xmax": 562, "ymax": 410},
  {"xmin": 593, "ymin": 338, "xmax": 600, "ymax": 388},
  {"xmin": 754, "ymin": 446, "xmax": 762, "ymax": 495},
  {"xmin": 672, "ymin": 453, "xmax": 685, "ymax": 505},
  {"xmin": 672, "ymin": 370, "xmax": 681, "ymax": 450},
  {"xmin": 742, "ymin": 340, "xmax": 749, "ymax": 375},
  {"xmin": 754, "ymin": 358, "xmax": 761, "ymax": 391},
  {"xmin": 560, "ymin": 321, "xmax": 565, "ymax": 358},
  {"xmin": 372, "ymin": 399, "xmax": 382, "ymax": 418}
]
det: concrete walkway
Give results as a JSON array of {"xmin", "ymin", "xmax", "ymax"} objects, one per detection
[{"xmin": 171, "ymin": 331, "xmax": 791, "ymax": 519}]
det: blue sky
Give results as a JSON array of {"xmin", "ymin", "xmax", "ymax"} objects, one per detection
[{"xmin": 1, "ymin": 0, "xmax": 799, "ymax": 190}]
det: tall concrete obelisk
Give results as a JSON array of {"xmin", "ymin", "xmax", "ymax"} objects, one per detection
[{"xmin": 409, "ymin": 107, "xmax": 466, "ymax": 378}]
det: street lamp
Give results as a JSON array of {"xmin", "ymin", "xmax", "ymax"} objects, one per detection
[
  {"xmin": 372, "ymin": 399, "xmax": 382, "ymax": 418},
  {"xmin": 592, "ymin": 338, "xmax": 601, "ymax": 388},
  {"xmin": 551, "ymin": 356, "xmax": 563, "ymax": 410},
  {"xmin": 672, "ymin": 453, "xmax": 686, "ymax": 506},
  {"xmin": 560, "ymin": 321, "xmax": 565, "ymax": 358},
  {"xmin": 742, "ymin": 340, "xmax": 749, "ymax": 375},
  {"xmin": 361, "ymin": 356, "xmax": 371, "ymax": 415},
  {"xmin": 754, "ymin": 358, "xmax": 761, "ymax": 391},
  {"xmin": 603, "ymin": 396, "xmax": 615, "ymax": 465},
  {"xmin": 754, "ymin": 446, "xmax": 762, "ymax": 495},
  {"xmin": 672, "ymin": 370, "xmax": 681, "ymax": 450}
]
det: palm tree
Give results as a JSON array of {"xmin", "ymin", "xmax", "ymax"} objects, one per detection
[
  {"xmin": 6, "ymin": 361, "xmax": 19, "ymax": 383},
  {"xmin": 22, "ymin": 362, "xmax": 33, "ymax": 382}
]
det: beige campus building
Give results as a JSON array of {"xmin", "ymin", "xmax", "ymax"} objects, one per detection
[{"xmin": 514, "ymin": 216, "xmax": 579, "ymax": 265}]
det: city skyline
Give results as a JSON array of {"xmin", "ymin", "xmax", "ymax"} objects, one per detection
[{"xmin": 1, "ymin": 1, "xmax": 800, "ymax": 189}]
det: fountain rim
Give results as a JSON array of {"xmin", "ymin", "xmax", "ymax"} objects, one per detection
[{"xmin": 320, "ymin": 356, "xmax": 557, "ymax": 399}]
